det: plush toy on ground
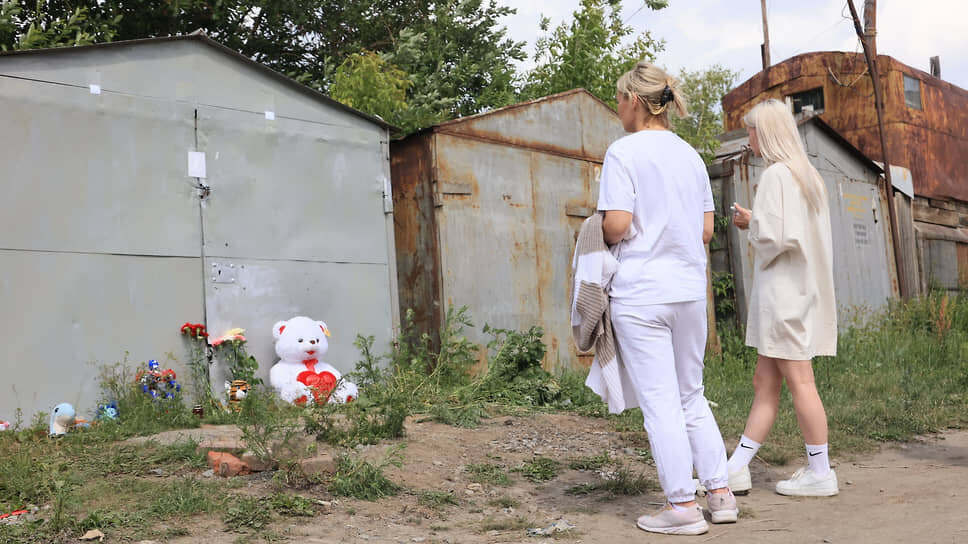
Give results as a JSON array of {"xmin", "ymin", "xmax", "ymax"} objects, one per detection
[
  {"xmin": 49, "ymin": 403, "xmax": 75, "ymax": 436},
  {"xmin": 97, "ymin": 402, "xmax": 119, "ymax": 421},
  {"xmin": 136, "ymin": 360, "xmax": 182, "ymax": 401},
  {"xmin": 269, "ymin": 316, "xmax": 358, "ymax": 405},
  {"xmin": 226, "ymin": 379, "xmax": 250, "ymax": 412}
]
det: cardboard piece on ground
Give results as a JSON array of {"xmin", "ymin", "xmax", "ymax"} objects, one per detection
[{"xmin": 80, "ymin": 529, "xmax": 105, "ymax": 541}]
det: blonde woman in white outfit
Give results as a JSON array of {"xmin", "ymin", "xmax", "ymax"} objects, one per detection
[
  {"xmin": 729, "ymin": 98, "xmax": 838, "ymax": 497},
  {"xmin": 599, "ymin": 61, "xmax": 737, "ymax": 536}
]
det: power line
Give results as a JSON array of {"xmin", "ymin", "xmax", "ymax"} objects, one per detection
[{"xmin": 623, "ymin": 3, "xmax": 647, "ymax": 24}]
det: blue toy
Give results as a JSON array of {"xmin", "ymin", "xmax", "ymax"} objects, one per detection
[
  {"xmin": 49, "ymin": 403, "xmax": 76, "ymax": 436},
  {"xmin": 136, "ymin": 360, "xmax": 181, "ymax": 403},
  {"xmin": 97, "ymin": 402, "xmax": 119, "ymax": 421}
]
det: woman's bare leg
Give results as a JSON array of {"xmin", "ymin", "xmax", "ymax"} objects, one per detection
[
  {"xmin": 775, "ymin": 358, "xmax": 827, "ymax": 445},
  {"xmin": 742, "ymin": 355, "xmax": 783, "ymax": 442}
]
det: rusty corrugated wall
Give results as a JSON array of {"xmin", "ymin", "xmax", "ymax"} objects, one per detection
[
  {"xmin": 722, "ymin": 52, "xmax": 968, "ymax": 203},
  {"xmin": 391, "ymin": 89, "xmax": 628, "ymax": 369}
]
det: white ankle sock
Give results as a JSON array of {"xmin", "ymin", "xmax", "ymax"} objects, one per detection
[
  {"xmin": 806, "ymin": 443, "xmax": 830, "ymax": 476},
  {"xmin": 727, "ymin": 435, "xmax": 762, "ymax": 473}
]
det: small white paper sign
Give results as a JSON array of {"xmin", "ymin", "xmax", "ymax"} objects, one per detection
[
  {"xmin": 89, "ymin": 84, "xmax": 101, "ymax": 95},
  {"xmin": 188, "ymin": 151, "xmax": 207, "ymax": 178},
  {"xmin": 264, "ymin": 111, "xmax": 276, "ymax": 120}
]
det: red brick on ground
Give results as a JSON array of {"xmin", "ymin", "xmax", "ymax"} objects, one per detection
[{"xmin": 207, "ymin": 451, "xmax": 250, "ymax": 477}]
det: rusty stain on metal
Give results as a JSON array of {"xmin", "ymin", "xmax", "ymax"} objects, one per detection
[
  {"xmin": 390, "ymin": 134, "xmax": 444, "ymax": 349},
  {"xmin": 723, "ymin": 51, "xmax": 968, "ymax": 203}
]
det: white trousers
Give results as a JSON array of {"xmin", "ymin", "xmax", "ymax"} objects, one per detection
[{"xmin": 611, "ymin": 299, "xmax": 728, "ymax": 503}]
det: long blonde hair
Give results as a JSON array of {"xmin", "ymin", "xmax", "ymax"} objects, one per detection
[
  {"xmin": 743, "ymin": 99, "xmax": 827, "ymax": 212},
  {"xmin": 616, "ymin": 60, "xmax": 688, "ymax": 127}
]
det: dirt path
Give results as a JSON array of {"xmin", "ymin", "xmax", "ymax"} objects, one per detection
[{"xmin": 168, "ymin": 413, "xmax": 968, "ymax": 544}]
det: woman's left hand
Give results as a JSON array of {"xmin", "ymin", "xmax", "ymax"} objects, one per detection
[{"xmin": 732, "ymin": 203, "xmax": 751, "ymax": 230}]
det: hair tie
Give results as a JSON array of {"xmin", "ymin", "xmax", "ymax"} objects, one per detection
[{"xmin": 659, "ymin": 85, "xmax": 674, "ymax": 107}]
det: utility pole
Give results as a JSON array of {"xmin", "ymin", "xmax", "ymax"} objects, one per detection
[
  {"xmin": 863, "ymin": 0, "xmax": 877, "ymax": 56},
  {"xmin": 760, "ymin": 0, "xmax": 771, "ymax": 70},
  {"xmin": 846, "ymin": 0, "xmax": 909, "ymax": 299}
]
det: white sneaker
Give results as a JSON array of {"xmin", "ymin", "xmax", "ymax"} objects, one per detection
[
  {"xmin": 729, "ymin": 465, "xmax": 752, "ymax": 494},
  {"xmin": 775, "ymin": 467, "xmax": 838, "ymax": 497},
  {"xmin": 636, "ymin": 504, "xmax": 709, "ymax": 535}
]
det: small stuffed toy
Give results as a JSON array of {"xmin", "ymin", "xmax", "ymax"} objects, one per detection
[
  {"xmin": 269, "ymin": 316, "xmax": 358, "ymax": 405},
  {"xmin": 97, "ymin": 402, "xmax": 119, "ymax": 421},
  {"xmin": 136, "ymin": 360, "xmax": 181, "ymax": 401},
  {"xmin": 49, "ymin": 403, "xmax": 75, "ymax": 436},
  {"xmin": 226, "ymin": 379, "xmax": 250, "ymax": 412}
]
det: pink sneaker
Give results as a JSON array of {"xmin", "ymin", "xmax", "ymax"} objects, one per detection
[
  {"xmin": 636, "ymin": 504, "xmax": 708, "ymax": 535},
  {"xmin": 706, "ymin": 490, "xmax": 738, "ymax": 523}
]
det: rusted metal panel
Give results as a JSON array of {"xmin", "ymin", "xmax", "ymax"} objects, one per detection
[
  {"xmin": 434, "ymin": 89, "xmax": 626, "ymax": 163},
  {"xmin": 390, "ymin": 134, "xmax": 442, "ymax": 342},
  {"xmin": 723, "ymin": 51, "xmax": 968, "ymax": 203},
  {"xmin": 392, "ymin": 91, "xmax": 620, "ymax": 370},
  {"xmin": 718, "ymin": 119, "xmax": 898, "ymax": 324}
]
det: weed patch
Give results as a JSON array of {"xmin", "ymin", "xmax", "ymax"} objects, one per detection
[
  {"xmin": 480, "ymin": 516, "xmax": 534, "ymax": 532},
  {"xmin": 512, "ymin": 457, "xmax": 561, "ymax": 483},
  {"xmin": 224, "ymin": 496, "xmax": 272, "ymax": 532},
  {"xmin": 464, "ymin": 463, "xmax": 511, "ymax": 486},
  {"xmin": 487, "ymin": 496, "xmax": 520, "ymax": 508},
  {"xmin": 418, "ymin": 490, "xmax": 458, "ymax": 510},
  {"xmin": 568, "ymin": 451, "xmax": 613, "ymax": 471},
  {"xmin": 265, "ymin": 492, "xmax": 315, "ymax": 517},
  {"xmin": 329, "ymin": 445, "xmax": 405, "ymax": 501},
  {"xmin": 566, "ymin": 464, "xmax": 656, "ymax": 496}
]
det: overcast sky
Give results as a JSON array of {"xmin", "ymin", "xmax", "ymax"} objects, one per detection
[{"xmin": 501, "ymin": 0, "xmax": 968, "ymax": 92}]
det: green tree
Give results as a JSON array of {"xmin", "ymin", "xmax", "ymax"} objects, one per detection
[
  {"xmin": 330, "ymin": 50, "xmax": 412, "ymax": 128},
  {"xmin": 671, "ymin": 64, "xmax": 739, "ymax": 163},
  {"xmin": 521, "ymin": 0, "xmax": 667, "ymax": 107},
  {"xmin": 0, "ymin": 0, "xmax": 120, "ymax": 51},
  {"xmin": 384, "ymin": 0, "xmax": 525, "ymax": 132},
  {"xmin": 94, "ymin": 0, "xmax": 523, "ymax": 134}
]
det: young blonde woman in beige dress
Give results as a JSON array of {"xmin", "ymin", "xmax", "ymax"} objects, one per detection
[{"xmin": 730, "ymin": 99, "xmax": 839, "ymax": 497}]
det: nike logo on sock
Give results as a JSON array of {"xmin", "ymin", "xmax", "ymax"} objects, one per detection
[
  {"xmin": 809, "ymin": 451, "xmax": 822, "ymax": 456},
  {"xmin": 740, "ymin": 444, "xmax": 754, "ymax": 449}
]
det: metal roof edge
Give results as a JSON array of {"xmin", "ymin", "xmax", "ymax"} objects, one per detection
[
  {"xmin": 429, "ymin": 88, "xmax": 617, "ymax": 130},
  {"xmin": 725, "ymin": 50, "xmax": 968, "ymax": 105},
  {"xmin": 0, "ymin": 32, "xmax": 394, "ymax": 131},
  {"xmin": 798, "ymin": 114, "xmax": 883, "ymax": 174}
]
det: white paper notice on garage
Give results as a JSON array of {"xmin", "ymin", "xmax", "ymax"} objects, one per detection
[{"xmin": 188, "ymin": 151, "xmax": 207, "ymax": 179}]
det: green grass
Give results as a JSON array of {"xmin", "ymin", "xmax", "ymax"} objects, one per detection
[
  {"xmin": 566, "ymin": 464, "xmax": 657, "ymax": 496},
  {"xmin": 705, "ymin": 294, "xmax": 968, "ymax": 462},
  {"xmin": 568, "ymin": 451, "xmax": 613, "ymax": 471},
  {"xmin": 511, "ymin": 457, "xmax": 561, "ymax": 483},
  {"xmin": 418, "ymin": 490, "xmax": 459, "ymax": 510},
  {"xmin": 328, "ymin": 446, "xmax": 405, "ymax": 501},
  {"xmin": 464, "ymin": 463, "xmax": 512, "ymax": 486},
  {"xmin": 224, "ymin": 496, "xmax": 272, "ymax": 533},
  {"xmin": 3, "ymin": 296, "xmax": 967, "ymax": 541}
]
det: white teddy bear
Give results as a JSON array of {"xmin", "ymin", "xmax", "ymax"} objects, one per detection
[{"xmin": 269, "ymin": 316, "xmax": 358, "ymax": 405}]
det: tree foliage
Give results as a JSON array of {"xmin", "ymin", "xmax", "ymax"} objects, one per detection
[
  {"xmin": 521, "ymin": 0, "xmax": 666, "ymax": 107},
  {"xmin": 329, "ymin": 50, "xmax": 411, "ymax": 126},
  {"xmin": 0, "ymin": 0, "xmax": 120, "ymax": 51},
  {"xmin": 671, "ymin": 64, "xmax": 739, "ymax": 163},
  {"xmin": 0, "ymin": 0, "xmax": 744, "ymax": 142},
  {"xmin": 383, "ymin": 0, "xmax": 525, "ymax": 131}
]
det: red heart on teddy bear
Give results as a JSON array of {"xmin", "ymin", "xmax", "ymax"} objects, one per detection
[{"xmin": 296, "ymin": 370, "xmax": 337, "ymax": 402}]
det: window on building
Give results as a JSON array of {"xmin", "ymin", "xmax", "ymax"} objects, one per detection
[
  {"xmin": 904, "ymin": 74, "xmax": 922, "ymax": 109},
  {"xmin": 789, "ymin": 87, "xmax": 825, "ymax": 114}
]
